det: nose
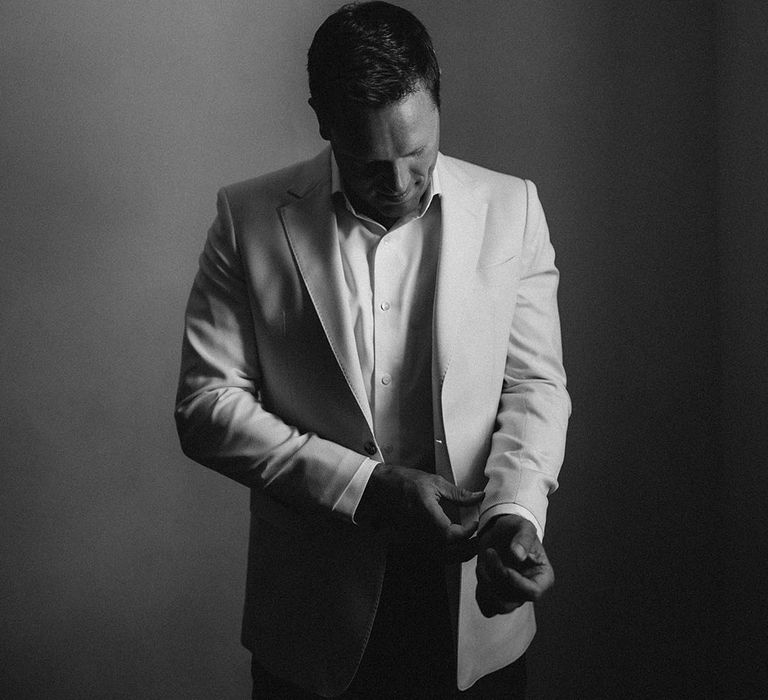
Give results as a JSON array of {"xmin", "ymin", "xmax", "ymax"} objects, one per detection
[{"xmin": 381, "ymin": 160, "xmax": 409, "ymax": 195}]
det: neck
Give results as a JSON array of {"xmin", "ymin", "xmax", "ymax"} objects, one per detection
[{"xmin": 346, "ymin": 190, "xmax": 399, "ymax": 230}]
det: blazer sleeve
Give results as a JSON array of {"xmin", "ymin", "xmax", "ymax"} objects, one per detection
[
  {"xmin": 174, "ymin": 190, "xmax": 370, "ymax": 522},
  {"xmin": 479, "ymin": 180, "xmax": 571, "ymax": 536}
]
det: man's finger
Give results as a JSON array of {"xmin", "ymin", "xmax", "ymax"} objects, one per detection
[
  {"xmin": 444, "ymin": 520, "xmax": 478, "ymax": 544},
  {"xmin": 440, "ymin": 483, "xmax": 485, "ymax": 506},
  {"xmin": 505, "ymin": 566, "xmax": 554, "ymax": 602},
  {"xmin": 475, "ymin": 552, "xmax": 497, "ymax": 605},
  {"xmin": 483, "ymin": 547, "xmax": 554, "ymax": 601},
  {"xmin": 484, "ymin": 547, "xmax": 516, "ymax": 587},
  {"xmin": 476, "ymin": 553, "xmax": 524, "ymax": 616},
  {"xmin": 422, "ymin": 496, "xmax": 474, "ymax": 543},
  {"xmin": 507, "ymin": 520, "xmax": 538, "ymax": 564},
  {"xmin": 478, "ymin": 549, "xmax": 516, "ymax": 600},
  {"xmin": 423, "ymin": 489, "xmax": 478, "ymax": 541}
]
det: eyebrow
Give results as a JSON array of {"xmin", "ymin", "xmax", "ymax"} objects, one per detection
[{"xmin": 349, "ymin": 145, "xmax": 425, "ymax": 164}]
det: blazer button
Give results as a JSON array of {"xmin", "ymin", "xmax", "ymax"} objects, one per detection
[{"xmin": 363, "ymin": 441, "xmax": 377, "ymax": 456}]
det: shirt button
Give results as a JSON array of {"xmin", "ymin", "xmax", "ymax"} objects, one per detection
[
  {"xmin": 363, "ymin": 441, "xmax": 377, "ymax": 456},
  {"xmin": 380, "ymin": 301, "xmax": 391, "ymax": 311},
  {"xmin": 381, "ymin": 374, "xmax": 392, "ymax": 385}
]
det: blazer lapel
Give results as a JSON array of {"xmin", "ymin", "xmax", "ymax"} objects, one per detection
[
  {"xmin": 433, "ymin": 156, "xmax": 488, "ymax": 384},
  {"xmin": 278, "ymin": 151, "xmax": 374, "ymax": 432}
]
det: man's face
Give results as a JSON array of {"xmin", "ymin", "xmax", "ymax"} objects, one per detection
[{"xmin": 323, "ymin": 87, "xmax": 440, "ymax": 228}]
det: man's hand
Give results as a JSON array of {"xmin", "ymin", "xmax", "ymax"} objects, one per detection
[
  {"xmin": 356, "ymin": 464, "xmax": 484, "ymax": 561},
  {"xmin": 475, "ymin": 514, "xmax": 554, "ymax": 617}
]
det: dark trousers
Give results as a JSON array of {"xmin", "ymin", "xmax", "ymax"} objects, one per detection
[{"xmin": 251, "ymin": 543, "xmax": 527, "ymax": 698}]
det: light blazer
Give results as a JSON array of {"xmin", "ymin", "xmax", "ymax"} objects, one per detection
[{"xmin": 175, "ymin": 148, "xmax": 570, "ymax": 696}]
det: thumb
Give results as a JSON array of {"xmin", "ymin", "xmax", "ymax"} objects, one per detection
[
  {"xmin": 443, "ymin": 483, "xmax": 485, "ymax": 505},
  {"xmin": 508, "ymin": 520, "xmax": 538, "ymax": 563}
]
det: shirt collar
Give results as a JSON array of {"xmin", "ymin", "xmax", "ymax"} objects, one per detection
[{"xmin": 330, "ymin": 150, "xmax": 442, "ymax": 227}]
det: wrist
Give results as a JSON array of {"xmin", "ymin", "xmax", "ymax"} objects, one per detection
[{"xmin": 479, "ymin": 513, "xmax": 521, "ymax": 537}]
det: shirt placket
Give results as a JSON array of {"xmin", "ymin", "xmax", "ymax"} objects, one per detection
[{"xmin": 371, "ymin": 232, "xmax": 405, "ymax": 465}]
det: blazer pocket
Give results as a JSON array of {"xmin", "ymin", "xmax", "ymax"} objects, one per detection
[{"xmin": 476, "ymin": 255, "xmax": 519, "ymax": 287}]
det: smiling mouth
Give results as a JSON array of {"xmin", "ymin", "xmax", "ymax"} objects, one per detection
[{"xmin": 378, "ymin": 191, "xmax": 411, "ymax": 203}]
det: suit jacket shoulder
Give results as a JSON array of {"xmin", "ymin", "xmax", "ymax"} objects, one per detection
[
  {"xmin": 438, "ymin": 153, "xmax": 529, "ymax": 202},
  {"xmin": 220, "ymin": 149, "xmax": 330, "ymax": 222}
]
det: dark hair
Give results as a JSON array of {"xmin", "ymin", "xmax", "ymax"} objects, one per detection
[{"xmin": 308, "ymin": 1, "xmax": 440, "ymax": 120}]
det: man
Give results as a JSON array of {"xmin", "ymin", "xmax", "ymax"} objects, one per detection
[{"xmin": 175, "ymin": 2, "xmax": 570, "ymax": 697}]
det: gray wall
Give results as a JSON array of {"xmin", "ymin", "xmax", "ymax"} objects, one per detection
[
  {"xmin": 717, "ymin": 3, "xmax": 768, "ymax": 698},
  {"xmin": 1, "ymin": 2, "xmax": 763, "ymax": 698}
]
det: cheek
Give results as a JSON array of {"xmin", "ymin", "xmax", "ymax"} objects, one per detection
[
  {"xmin": 413, "ymin": 167, "xmax": 430, "ymax": 186},
  {"xmin": 415, "ymin": 157, "xmax": 436, "ymax": 182}
]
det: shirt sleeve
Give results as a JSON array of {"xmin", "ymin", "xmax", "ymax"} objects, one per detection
[
  {"xmin": 478, "ymin": 503, "xmax": 544, "ymax": 542},
  {"xmin": 333, "ymin": 457, "xmax": 380, "ymax": 524}
]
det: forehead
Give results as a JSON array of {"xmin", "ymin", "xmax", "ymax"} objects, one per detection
[{"xmin": 331, "ymin": 89, "xmax": 439, "ymax": 161}]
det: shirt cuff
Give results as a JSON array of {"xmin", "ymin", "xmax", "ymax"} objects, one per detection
[
  {"xmin": 479, "ymin": 503, "xmax": 544, "ymax": 542},
  {"xmin": 331, "ymin": 457, "xmax": 380, "ymax": 524}
]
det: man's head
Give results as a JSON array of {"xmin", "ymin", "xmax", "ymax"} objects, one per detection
[
  {"xmin": 308, "ymin": 2, "xmax": 441, "ymax": 227},
  {"xmin": 308, "ymin": 1, "xmax": 440, "ymax": 122}
]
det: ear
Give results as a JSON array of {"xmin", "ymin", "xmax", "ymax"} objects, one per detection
[{"xmin": 308, "ymin": 98, "xmax": 331, "ymax": 141}]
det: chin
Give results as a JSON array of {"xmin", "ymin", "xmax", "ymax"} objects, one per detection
[{"xmin": 377, "ymin": 197, "xmax": 418, "ymax": 219}]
